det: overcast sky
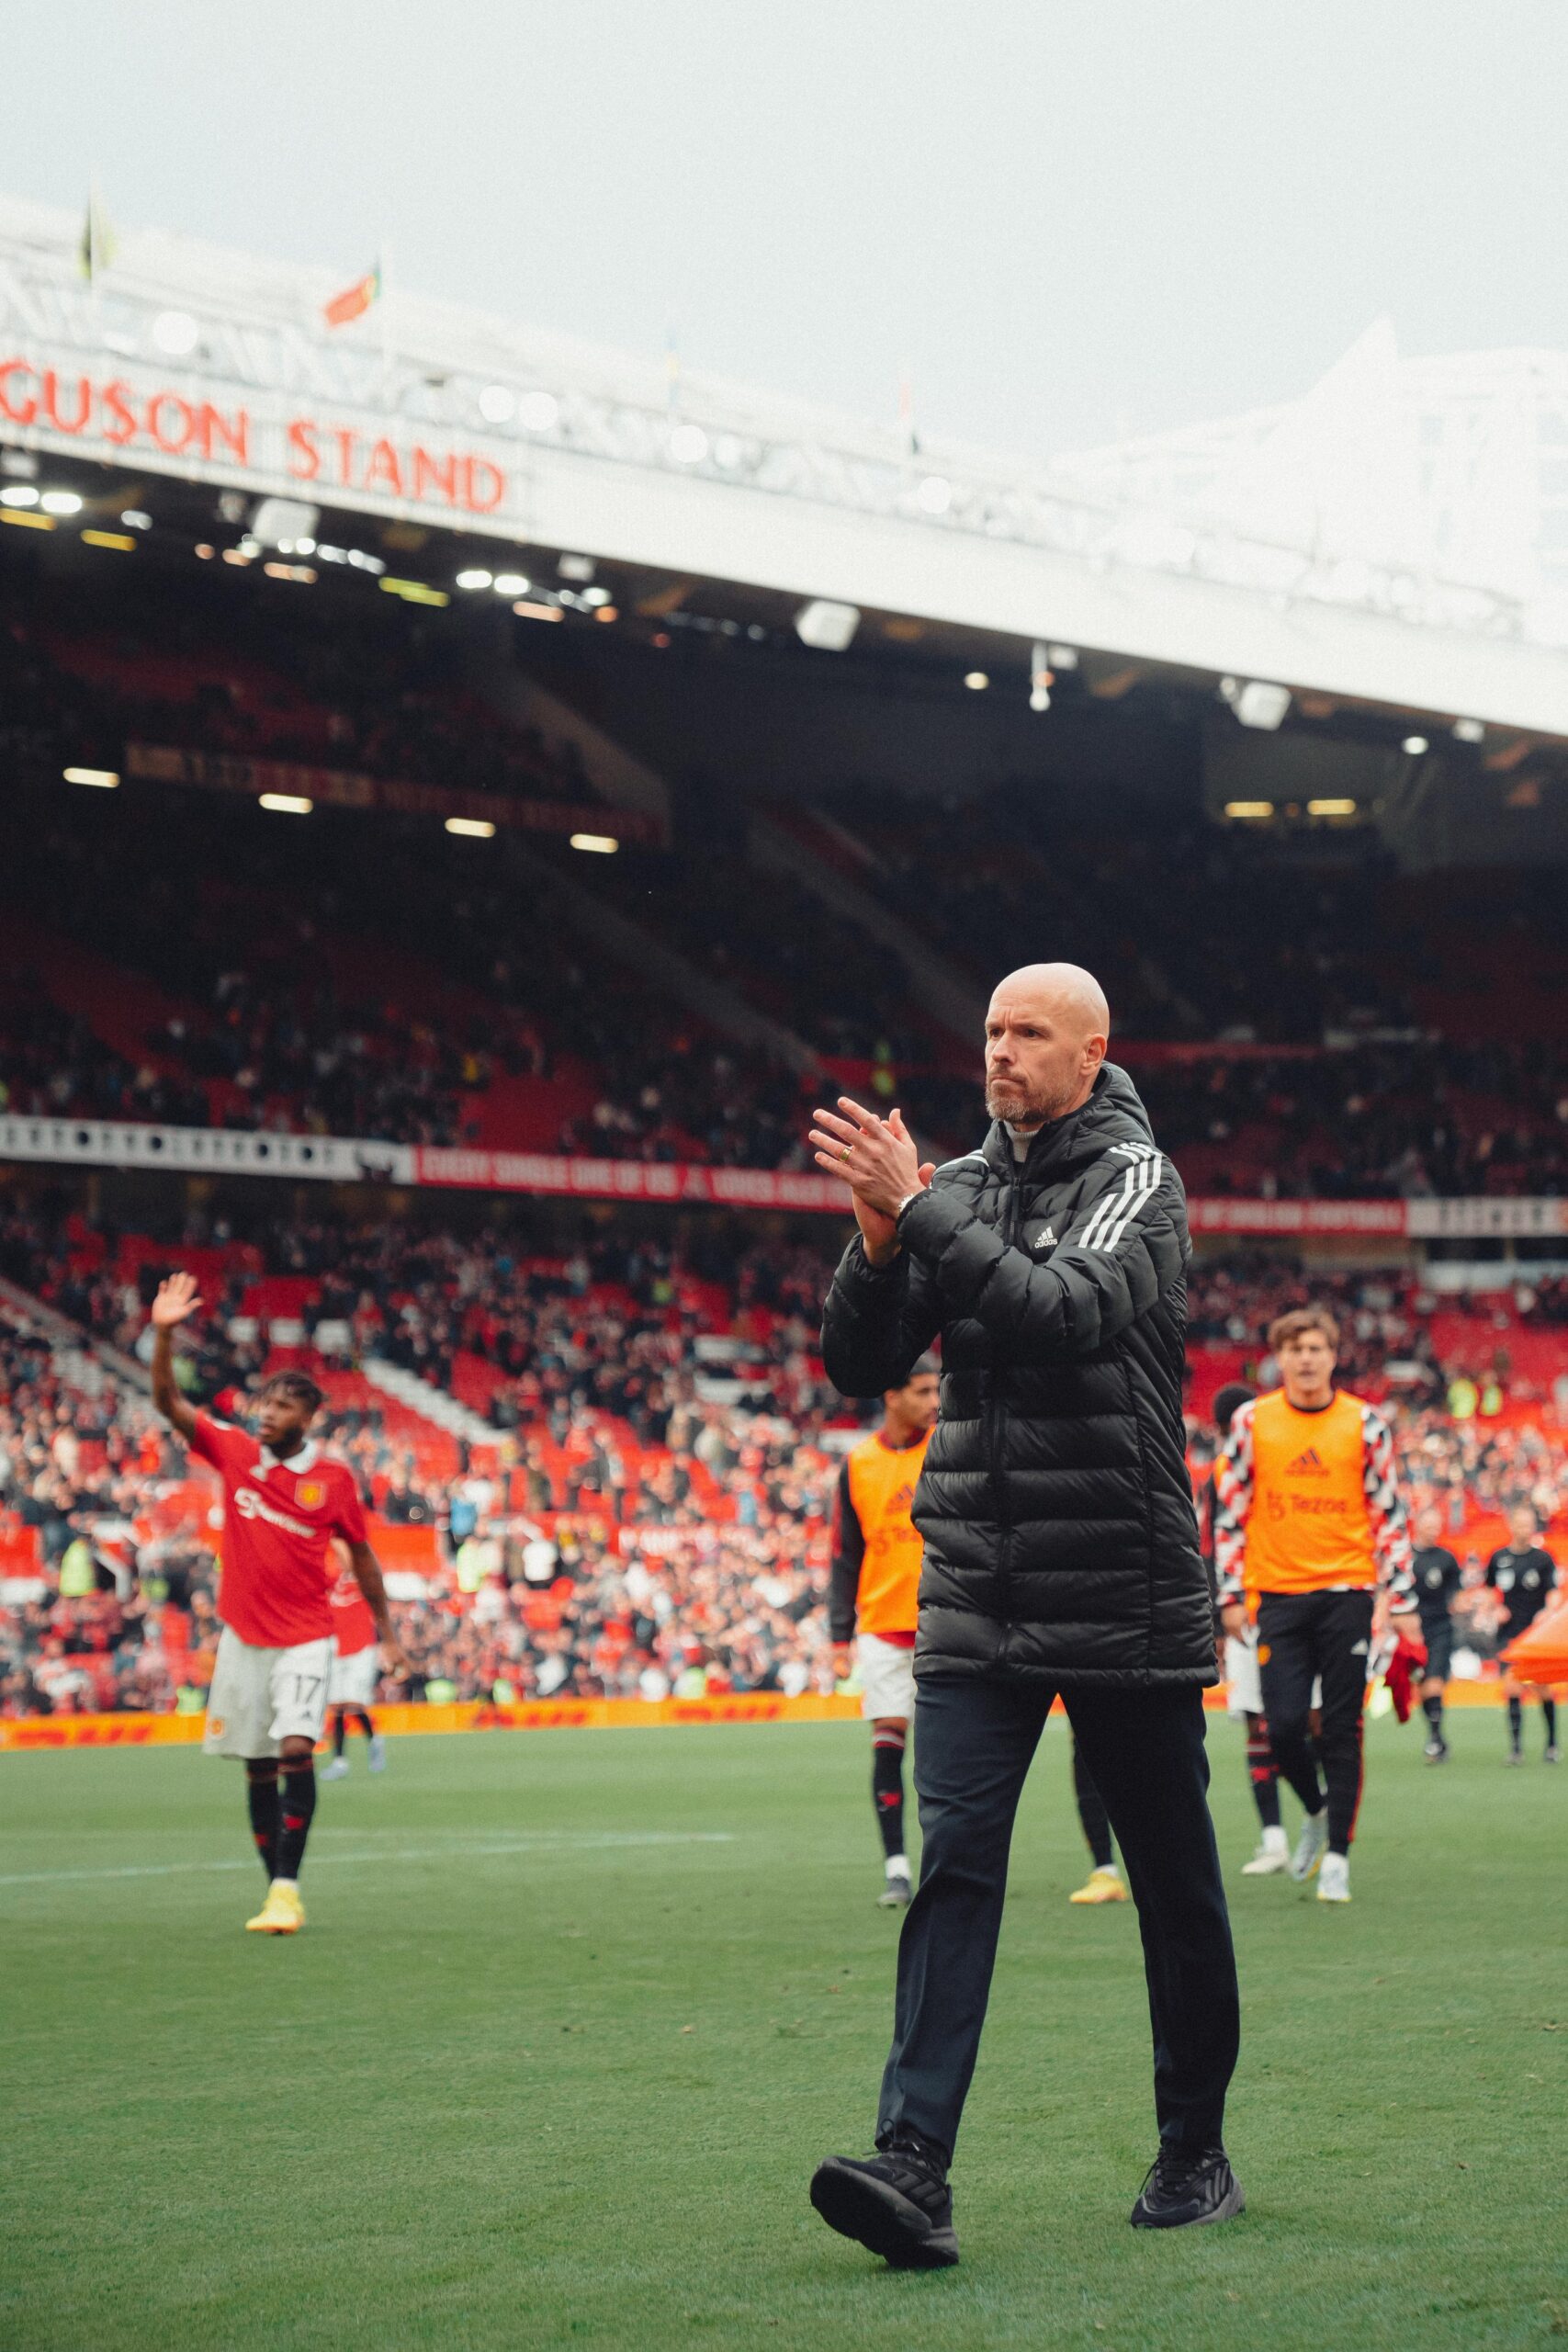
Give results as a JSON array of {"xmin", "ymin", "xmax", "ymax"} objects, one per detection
[{"xmin": 6, "ymin": 0, "xmax": 1562, "ymax": 458}]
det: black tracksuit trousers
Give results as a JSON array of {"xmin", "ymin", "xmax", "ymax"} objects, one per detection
[
  {"xmin": 876, "ymin": 1677, "xmax": 1239, "ymax": 2163},
  {"xmin": 1257, "ymin": 1587, "xmax": 1374, "ymax": 1857}
]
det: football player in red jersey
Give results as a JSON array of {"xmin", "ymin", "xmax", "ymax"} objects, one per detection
[
  {"xmin": 321, "ymin": 1544, "xmax": 388, "ymax": 1781},
  {"xmin": 149, "ymin": 1272, "xmax": 410, "ymax": 1934}
]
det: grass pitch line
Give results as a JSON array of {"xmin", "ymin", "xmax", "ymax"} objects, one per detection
[{"xmin": 0, "ymin": 1827, "xmax": 736, "ymax": 1888}]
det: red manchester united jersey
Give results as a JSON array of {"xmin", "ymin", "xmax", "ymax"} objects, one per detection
[
  {"xmin": 190, "ymin": 1412, "xmax": 367, "ymax": 1648},
  {"xmin": 328, "ymin": 1556, "xmax": 378, "ymax": 1657}
]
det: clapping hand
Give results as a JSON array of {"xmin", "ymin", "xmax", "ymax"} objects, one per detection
[{"xmin": 809, "ymin": 1099, "xmax": 933, "ymax": 1265}]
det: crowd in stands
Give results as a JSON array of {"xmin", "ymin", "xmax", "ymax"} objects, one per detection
[
  {"xmin": 12, "ymin": 780, "xmax": 1568, "ymax": 1194},
  {"xmin": 5, "ymin": 801, "xmax": 1566, "ymax": 1193},
  {"xmin": 0, "ymin": 570, "xmax": 593, "ymax": 806},
  {"xmin": 844, "ymin": 791, "xmax": 1415, "ymax": 1045},
  {"xmin": 1135, "ymin": 1040, "xmax": 1568, "ymax": 1198},
  {"xmin": 7, "ymin": 566, "xmax": 1568, "ymax": 1187},
  {"xmin": 4, "ymin": 1198, "xmax": 1565, "ymax": 1720}
]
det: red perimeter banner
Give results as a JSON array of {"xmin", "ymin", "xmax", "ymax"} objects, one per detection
[
  {"xmin": 1186, "ymin": 1197, "xmax": 1409, "ymax": 1236},
  {"xmin": 414, "ymin": 1148, "xmax": 847, "ymax": 1212},
  {"xmin": 414, "ymin": 1148, "xmax": 1423, "ymax": 1232},
  {"xmin": 125, "ymin": 745, "xmax": 664, "ymax": 847}
]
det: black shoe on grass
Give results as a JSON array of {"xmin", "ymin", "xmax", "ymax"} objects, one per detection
[
  {"xmin": 810, "ymin": 2135, "xmax": 959, "ymax": 2267},
  {"xmin": 1130, "ymin": 2143, "xmax": 1245, "ymax": 2229}
]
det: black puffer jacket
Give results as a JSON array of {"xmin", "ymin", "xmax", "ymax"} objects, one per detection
[{"xmin": 821, "ymin": 1064, "xmax": 1213, "ymax": 1688}]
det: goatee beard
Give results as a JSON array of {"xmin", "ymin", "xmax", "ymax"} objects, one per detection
[{"xmin": 986, "ymin": 1082, "xmax": 1068, "ymax": 1127}]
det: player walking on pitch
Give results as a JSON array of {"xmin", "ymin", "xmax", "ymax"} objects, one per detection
[
  {"xmin": 1214, "ymin": 1306, "xmax": 1417, "ymax": 1904},
  {"xmin": 149, "ymin": 1272, "xmax": 409, "ymax": 1932},
  {"xmin": 321, "ymin": 1545, "xmax": 389, "ymax": 1781},
  {"xmin": 1487, "ymin": 1504, "xmax": 1562, "ymax": 1764},
  {"xmin": 1410, "ymin": 1506, "xmax": 1463, "ymax": 1763},
  {"xmin": 1204, "ymin": 1382, "xmax": 1291, "ymax": 1871},
  {"xmin": 829, "ymin": 1359, "xmax": 941, "ymax": 1907}
]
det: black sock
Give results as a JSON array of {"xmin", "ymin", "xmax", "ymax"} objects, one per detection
[
  {"xmin": 1507, "ymin": 1695, "xmax": 1523, "ymax": 1751},
  {"xmin": 872, "ymin": 1727, "xmax": 907, "ymax": 1860},
  {"xmin": 1072, "ymin": 1739, "xmax": 1115, "ymax": 1870},
  {"xmin": 1543, "ymin": 1698, "xmax": 1558, "ymax": 1747},
  {"xmin": 274, "ymin": 1756, "xmax": 318, "ymax": 1882},
  {"xmin": 1246, "ymin": 1715, "xmax": 1281, "ymax": 1830},
  {"xmin": 1422, "ymin": 1693, "xmax": 1445, "ymax": 1735},
  {"xmin": 350, "ymin": 1708, "xmax": 375, "ymax": 1743},
  {"xmin": 333, "ymin": 1710, "xmax": 347, "ymax": 1759},
  {"xmin": 244, "ymin": 1758, "xmax": 279, "ymax": 1880}
]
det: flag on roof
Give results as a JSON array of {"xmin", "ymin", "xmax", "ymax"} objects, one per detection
[
  {"xmin": 78, "ymin": 188, "xmax": 118, "ymax": 284},
  {"xmin": 323, "ymin": 263, "xmax": 381, "ymax": 329}
]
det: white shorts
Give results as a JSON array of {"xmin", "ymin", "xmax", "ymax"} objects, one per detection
[
  {"xmin": 858, "ymin": 1631, "xmax": 917, "ymax": 1722},
  {"xmin": 1224, "ymin": 1633, "xmax": 1264, "ymax": 1719},
  {"xmin": 203, "ymin": 1628, "xmax": 336, "ymax": 1759},
  {"xmin": 328, "ymin": 1645, "xmax": 379, "ymax": 1709}
]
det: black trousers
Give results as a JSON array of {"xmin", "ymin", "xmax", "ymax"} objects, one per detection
[
  {"xmin": 876, "ymin": 1677, "xmax": 1239, "ymax": 2163},
  {"xmin": 1072, "ymin": 1739, "xmax": 1114, "ymax": 1870},
  {"xmin": 1257, "ymin": 1588, "xmax": 1373, "ymax": 1857}
]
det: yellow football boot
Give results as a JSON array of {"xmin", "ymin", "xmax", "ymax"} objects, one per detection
[
  {"xmin": 245, "ymin": 1883, "xmax": 306, "ymax": 1934},
  {"xmin": 1068, "ymin": 1865, "xmax": 1129, "ymax": 1905}
]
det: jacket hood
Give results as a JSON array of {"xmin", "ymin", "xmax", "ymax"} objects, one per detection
[{"xmin": 979, "ymin": 1060, "xmax": 1155, "ymax": 1182}]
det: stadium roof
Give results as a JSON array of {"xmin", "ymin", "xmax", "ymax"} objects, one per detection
[{"xmin": 4, "ymin": 195, "xmax": 1568, "ymax": 738}]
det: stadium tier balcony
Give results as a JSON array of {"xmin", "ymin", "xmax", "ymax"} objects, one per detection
[{"xmin": 6, "ymin": 575, "xmax": 1568, "ymax": 1191}]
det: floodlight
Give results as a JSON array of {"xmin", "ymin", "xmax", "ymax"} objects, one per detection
[
  {"xmin": 1233, "ymin": 682, "xmax": 1292, "ymax": 731},
  {"xmin": 251, "ymin": 498, "xmax": 320, "ymax": 548},
  {"xmin": 152, "ymin": 309, "xmax": 200, "ymax": 356},
  {"xmin": 795, "ymin": 600, "xmax": 860, "ymax": 652}
]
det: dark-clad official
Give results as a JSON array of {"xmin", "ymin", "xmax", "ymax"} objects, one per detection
[{"xmin": 805, "ymin": 962, "xmax": 1242, "ymax": 2269}]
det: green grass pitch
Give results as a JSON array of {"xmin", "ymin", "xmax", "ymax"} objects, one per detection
[{"xmin": 2, "ymin": 1708, "xmax": 1563, "ymax": 2352}]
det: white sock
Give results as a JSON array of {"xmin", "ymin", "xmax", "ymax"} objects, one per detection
[
  {"xmin": 886, "ymin": 1854, "xmax": 908, "ymax": 1879},
  {"xmin": 270, "ymin": 1877, "xmax": 298, "ymax": 1892},
  {"xmin": 1095, "ymin": 1860, "xmax": 1121, "ymax": 1878},
  {"xmin": 1262, "ymin": 1826, "xmax": 1288, "ymax": 1854}
]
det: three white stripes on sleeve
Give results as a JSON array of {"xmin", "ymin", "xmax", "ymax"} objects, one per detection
[{"xmin": 1076, "ymin": 1142, "xmax": 1164, "ymax": 1253}]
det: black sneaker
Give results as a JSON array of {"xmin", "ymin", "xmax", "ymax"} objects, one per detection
[
  {"xmin": 1423, "ymin": 1736, "xmax": 1449, "ymax": 1764},
  {"xmin": 810, "ymin": 2135, "xmax": 959, "ymax": 2267},
  {"xmin": 1130, "ymin": 2143, "xmax": 1245, "ymax": 2229}
]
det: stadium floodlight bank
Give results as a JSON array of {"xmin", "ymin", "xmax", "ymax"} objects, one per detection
[{"xmin": 3, "ymin": 195, "xmax": 1568, "ymax": 738}]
